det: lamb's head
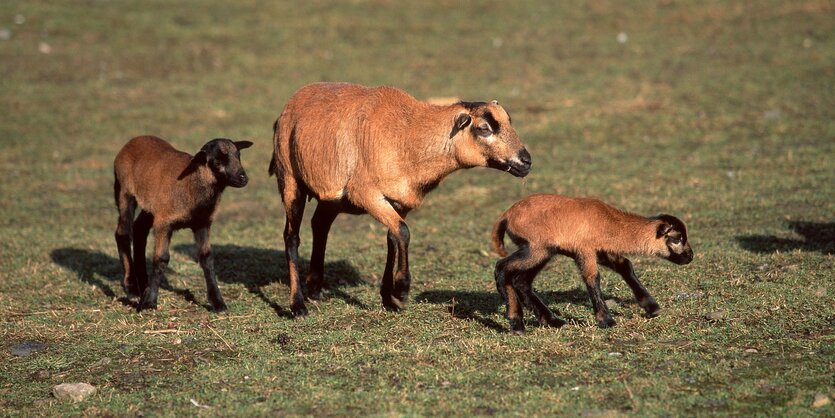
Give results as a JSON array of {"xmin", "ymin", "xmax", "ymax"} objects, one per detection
[
  {"xmin": 653, "ymin": 214, "xmax": 694, "ymax": 265},
  {"xmin": 187, "ymin": 138, "xmax": 253, "ymax": 188}
]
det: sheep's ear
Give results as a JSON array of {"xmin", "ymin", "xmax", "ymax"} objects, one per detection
[
  {"xmin": 234, "ymin": 140, "xmax": 253, "ymax": 150},
  {"xmin": 449, "ymin": 113, "xmax": 472, "ymax": 138},
  {"xmin": 178, "ymin": 151, "xmax": 208, "ymax": 180}
]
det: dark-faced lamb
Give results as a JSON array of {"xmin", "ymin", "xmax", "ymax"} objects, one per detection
[
  {"xmin": 114, "ymin": 135, "xmax": 252, "ymax": 311},
  {"xmin": 491, "ymin": 194, "xmax": 693, "ymax": 333}
]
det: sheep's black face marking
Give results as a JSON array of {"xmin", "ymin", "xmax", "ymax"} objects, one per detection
[{"xmin": 202, "ymin": 138, "xmax": 250, "ymax": 188}]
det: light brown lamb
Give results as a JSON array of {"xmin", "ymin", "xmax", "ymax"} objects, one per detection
[{"xmin": 492, "ymin": 194, "xmax": 693, "ymax": 333}]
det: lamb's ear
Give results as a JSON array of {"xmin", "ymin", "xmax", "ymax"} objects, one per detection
[
  {"xmin": 449, "ymin": 113, "xmax": 472, "ymax": 138},
  {"xmin": 234, "ymin": 140, "xmax": 253, "ymax": 150},
  {"xmin": 655, "ymin": 214, "xmax": 688, "ymax": 240},
  {"xmin": 178, "ymin": 151, "xmax": 208, "ymax": 180},
  {"xmin": 656, "ymin": 221, "xmax": 673, "ymax": 238}
]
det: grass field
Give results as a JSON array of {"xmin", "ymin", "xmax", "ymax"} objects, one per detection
[{"xmin": 2, "ymin": 1, "xmax": 834, "ymax": 416}]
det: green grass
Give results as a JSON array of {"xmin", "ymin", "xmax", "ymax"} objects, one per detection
[{"xmin": 1, "ymin": 0, "xmax": 834, "ymax": 415}]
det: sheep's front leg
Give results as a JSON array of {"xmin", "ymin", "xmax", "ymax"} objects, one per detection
[
  {"xmin": 138, "ymin": 224, "xmax": 172, "ymax": 311},
  {"xmin": 599, "ymin": 253, "xmax": 660, "ymax": 317},
  {"xmin": 363, "ymin": 196, "xmax": 410, "ymax": 311},
  {"xmin": 194, "ymin": 226, "xmax": 227, "ymax": 312},
  {"xmin": 576, "ymin": 253, "xmax": 615, "ymax": 328}
]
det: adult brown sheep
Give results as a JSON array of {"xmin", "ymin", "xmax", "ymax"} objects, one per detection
[{"xmin": 269, "ymin": 82, "xmax": 532, "ymax": 316}]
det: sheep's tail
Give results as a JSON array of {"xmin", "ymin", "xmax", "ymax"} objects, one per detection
[
  {"xmin": 491, "ymin": 216, "xmax": 509, "ymax": 257},
  {"xmin": 268, "ymin": 119, "xmax": 279, "ymax": 177}
]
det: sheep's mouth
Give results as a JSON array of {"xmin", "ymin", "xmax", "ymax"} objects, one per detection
[{"xmin": 490, "ymin": 159, "xmax": 531, "ymax": 178}]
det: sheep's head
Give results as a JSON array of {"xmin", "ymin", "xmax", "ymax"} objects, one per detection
[
  {"xmin": 183, "ymin": 138, "xmax": 253, "ymax": 188},
  {"xmin": 450, "ymin": 100, "xmax": 531, "ymax": 177},
  {"xmin": 653, "ymin": 214, "xmax": 694, "ymax": 265}
]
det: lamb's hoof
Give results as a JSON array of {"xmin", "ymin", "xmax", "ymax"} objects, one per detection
[
  {"xmin": 123, "ymin": 282, "xmax": 141, "ymax": 299},
  {"xmin": 306, "ymin": 290, "xmax": 322, "ymax": 302},
  {"xmin": 382, "ymin": 297, "xmax": 403, "ymax": 312},
  {"xmin": 642, "ymin": 299, "xmax": 662, "ymax": 317},
  {"xmin": 543, "ymin": 315, "xmax": 567, "ymax": 328},
  {"xmin": 291, "ymin": 302, "xmax": 308, "ymax": 318},
  {"xmin": 137, "ymin": 299, "xmax": 157, "ymax": 312},
  {"xmin": 598, "ymin": 316, "xmax": 617, "ymax": 328}
]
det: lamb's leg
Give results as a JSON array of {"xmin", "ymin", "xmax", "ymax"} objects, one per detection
[
  {"xmin": 515, "ymin": 261, "xmax": 565, "ymax": 329},
  {"xmin": 496, "ymin": 246, "xmax": 546, "ymax": 334},
  {"xmin": 281, "ymin": 179, "xmax": 308, "ymax": 317},
  {"xmin": 599, "ymin": 252, "xmax": 660, "ymax": 317},
  {"xmin": 576, "ymin": 252, "xmax": 615, "ymax": 328},
  {"xmin": 138, "ymin": 224, "xmax": 172, "ymax": 311},
  {"xmin": 306, "ymin": 203, "xmax": 339, "ymax": 301},
  {"xmin": 114, "ymin": 182, "xmax": 139, "ymax": 298},
  {"xmin": 194, "ymin": 226, "xmax": 226, "ymax": 312},
  {"xmin": 132, "ymin": 211, "xmax": 153, "ymax": 294}
]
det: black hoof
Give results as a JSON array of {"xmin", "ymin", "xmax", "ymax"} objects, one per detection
[
  {"xmin": 598, "ymin": 316, "xmax": 617, "ymax": 328},
  {"xmin": 211, "ymin": 301, "xmax": 228, "ymax": 313},
  {"xmin": 509, "ymin": 318, "xmax": 525, "ymax": 335},
  {"xmin": 382, "ymin": 298, "xmax": 402, "ymax": 312},
  {"xmin": 306, "ymin": 290, "xmax": 322, "ymax": 302},
  {"xmin": 543, "ymin": 315, "xmax": 567, "ymax": 328},
  {"xmin": 291, "ymin": 302, "xmax": 308, "ymax": 318},
  {"xmin": 137, "ymin": 299, "xmax": 157, "ymax": 312},
  {"xmin": 642, "ymin": 299, "xmax": 661, "ymax": 317}
]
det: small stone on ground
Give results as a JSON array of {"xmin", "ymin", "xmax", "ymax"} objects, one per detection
[
  {"xmin": 52, "ymin": 383, "xmax": 96, "ymax": 402},
  {"xmin": 10, "ymin": 341, "xmax": 46, "ymax": 356},
  {"xmin": 812, "ymin": 393, "xmax": 831, "ymax": 408}
]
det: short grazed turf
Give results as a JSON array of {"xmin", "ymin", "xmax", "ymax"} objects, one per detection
[{"xmin": 1, "ymin": 1, "xmax": 833, "ymax": 416}]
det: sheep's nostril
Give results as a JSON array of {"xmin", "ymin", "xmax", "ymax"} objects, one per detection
[{"xmin": 518, "ymin": 149, "xmax": 532, "ymax": 166}]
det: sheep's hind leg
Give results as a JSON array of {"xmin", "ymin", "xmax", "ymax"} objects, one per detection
[
  {"xmin": 281, "ymin": 179, "xmax": 308, "ymax": 317},
  {"xmin": 306, "ymin": 203, "xmax": 339, "ymax": 301},
  {"xmin": 599, "ymin": 253, "xmax": 660, "ymax": 317}
]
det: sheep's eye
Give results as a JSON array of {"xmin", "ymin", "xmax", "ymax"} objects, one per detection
[
  {"xmin": 669, "ymin": 236, "xmax": 682, "ymax": 245},
  {"xmin": 475, "ymin": 124, "xmax": 492, "ymax": 137}
]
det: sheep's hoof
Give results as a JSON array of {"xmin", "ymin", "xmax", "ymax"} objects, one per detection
[
  {"xmin": 211, "ymin": 300, "xmax": 228, "ymax": 313},
  {"xmin": 509, "ymin": 318, "xmax": 525, "ymax": 335},
  {"xmin": 598, "ymin": 316, "xmax": 617, "ymax": 328},
  {"xmin": 291, "ymin": 302, "xmax": 308, "ymax": 318}
]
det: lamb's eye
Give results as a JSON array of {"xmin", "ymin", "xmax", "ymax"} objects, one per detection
[{"xmin": 669, "ymin": 237, "xmax": 682, "ymax": 245}]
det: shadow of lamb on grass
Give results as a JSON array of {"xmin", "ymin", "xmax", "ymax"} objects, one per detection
[
  {"xmin": 50, "ymin": 244, "xmax": 368, "ymax": 316},
  {"xmin": 736, "ymin": 221, "xmax": 835, "ymax": 255},
  {"xmin": 415, "ymin": 286, "xmax": 595, "ymax": 332}
]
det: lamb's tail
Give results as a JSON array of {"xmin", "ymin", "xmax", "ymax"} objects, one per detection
[
  {"xmin": 267, "ymin": 119, "xmax": 278, "ymax": 177},
  {"xmin": 491, "ymin": 216, "xmax": 509, "ymax": 257}
]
